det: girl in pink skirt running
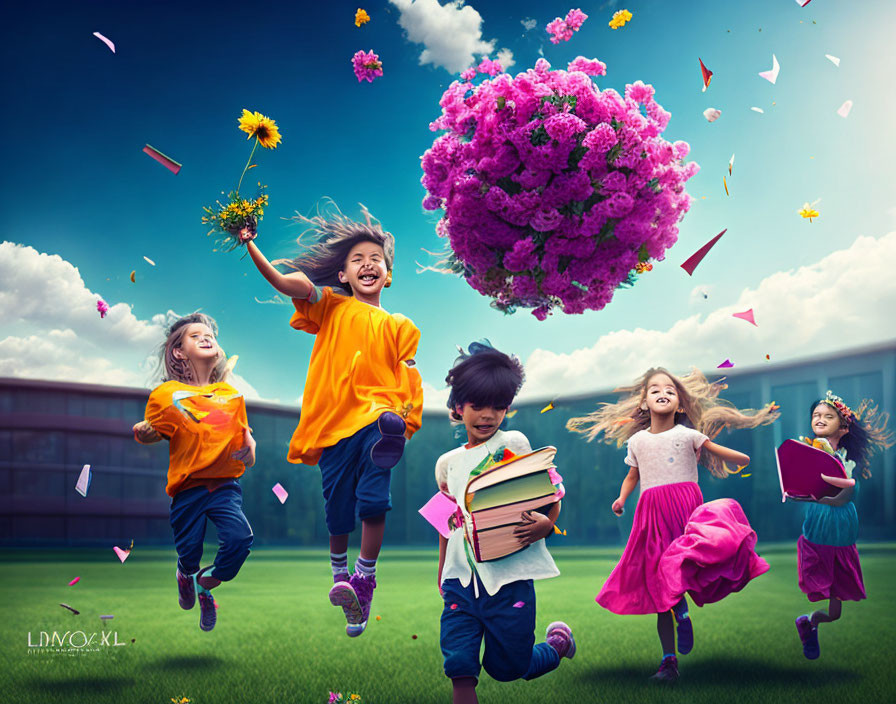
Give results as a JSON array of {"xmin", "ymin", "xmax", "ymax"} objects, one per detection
[
  {"xmin": 792, "ymin": 391, "xmax": 892, "ymax": 659},
  {"xmin": 567, "ymin": 367, "xmax": 779, "ymax": 683}
]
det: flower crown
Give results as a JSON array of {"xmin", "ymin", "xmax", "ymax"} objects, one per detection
[{"xmin": 822, "ymin": 390, "xmax": 855, "ymax": 425}]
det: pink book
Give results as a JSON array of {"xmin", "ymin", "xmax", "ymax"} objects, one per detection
[
  {"xmin": 775, "ymin": 439, "xmax": 849, "ymax": 502},
  {"xmin": 419, "ymin": 492, "xmax": 457, "ymax": 539}
]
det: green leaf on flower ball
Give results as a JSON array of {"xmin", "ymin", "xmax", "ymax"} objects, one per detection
[
  {"xmin": 568, "ymin": 144, "xmax": 587, "ymax": 168},
  {"xmin": 496, "ymin": 96, "xmax": 506, "ymax": 110},
  {"xmin": 647, "ymin": 177, "xmax": 661, "ymax": 193},
  {"xmin": 530, "ymin": 125, "xmax": 550, "ymax": 146},
  {"xmin": 571, "ymin": 280, "xmax": 588, "ymax": 292},
  {"xmin": 638, "ymin": 244, "xmax": 650, "ymax": 262},
  {"xmin": 606, "ymin": 143, "xmax": 623, "ymax": 165}
]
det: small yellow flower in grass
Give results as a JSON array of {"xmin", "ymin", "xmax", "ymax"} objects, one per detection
[
  {"xmin": 609, "ymin": 9, "xmax": 632, "ymax": 29},
  {"xmin": 238, "ymin": 109, "xmax": 282, "ymax": 149},
  {"xmin": 355, "ymin": 9, "xmax": 370, "ymax": 27}
]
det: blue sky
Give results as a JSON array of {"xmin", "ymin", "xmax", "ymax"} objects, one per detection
[{"xmin": 2, "ymin": 0, "xmax": 895, "ymax": 405}]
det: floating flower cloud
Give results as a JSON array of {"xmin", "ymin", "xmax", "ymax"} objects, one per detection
[
  {"xmin": 420, "ymin": 58, "xmax": 698, "ymax": 319},
  {"xmin": 547, "ymin": 8, "xmax": 588, "ymax": 44},
  {"xmin": 609, "ymin": 10, "xmax": 632, "ymax": 30},
  {"xmin": 352, "ymin": 50, "xmax": 383, "ymax": 83}
]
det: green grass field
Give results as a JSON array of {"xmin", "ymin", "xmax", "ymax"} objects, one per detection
[{"xmin": 2, "ymin": 545, "xmax": 894, "ymax": 704}]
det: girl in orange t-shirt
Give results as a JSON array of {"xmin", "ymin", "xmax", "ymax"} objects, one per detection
[
  {"xmin": 133, "ymin": 313, "xmax": 256, "ymax": 632},
  {"xmin": 239, "ymin": 204, "xmax": 423, "ymax": 637}
]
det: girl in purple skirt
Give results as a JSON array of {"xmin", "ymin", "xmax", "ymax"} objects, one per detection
[
  {"xmin": 567, "ymin": 367, "xmax": 779, "ymax": 683},
  {"xmin": 793, "ymin": 391, "xmax": 892, "ymax": 659}
]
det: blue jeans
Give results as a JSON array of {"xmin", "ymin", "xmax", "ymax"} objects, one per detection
[
  {"xmin": 169, "ymin": 481, "xmax": 253, "ymax": 581},
  {"xmin": 440, "ymin": 576, "xmax": 560, "ymax": 682},
  {"xmin": 318, "ymin": 421, "xmax": 392, "ymax": 535}
]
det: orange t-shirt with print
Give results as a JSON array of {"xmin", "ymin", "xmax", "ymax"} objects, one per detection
[
  {"xmin": 145, "ymin": 380, "xmax": 250, "ymax": 497},
  {"xmin": 288, "ymin": 286, "xmax": 424, "ymax": 466}
]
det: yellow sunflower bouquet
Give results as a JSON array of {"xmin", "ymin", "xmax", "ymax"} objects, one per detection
[{"xmin": 202, "ymin": 109, "xmax": 282, "ymax": 252}]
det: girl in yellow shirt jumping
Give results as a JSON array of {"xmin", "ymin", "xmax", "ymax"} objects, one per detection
[{"xmin": 239, "ymin": 204, "xmax": 423, "ymax": 637}]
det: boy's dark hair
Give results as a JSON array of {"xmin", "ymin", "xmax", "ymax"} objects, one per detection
[{"xmin": 446, "ymin": 341, "xmax": 525, "ymax": 421}]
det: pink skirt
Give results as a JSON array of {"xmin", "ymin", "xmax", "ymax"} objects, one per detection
[
  {"xmin": 597, "ymin": 483, "xmax": 770, "ymax": 614},
  {"xmin": 797, "ymin": 535, "xmax": 866, "ymax": 602}
]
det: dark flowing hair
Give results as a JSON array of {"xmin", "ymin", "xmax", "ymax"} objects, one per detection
[
  {"xmin": 275, "ymin": 201, "xmax": 395, "ymax": 296},
  {"xmin": 567, "ymin": 367, "xmax": 780, "ymax": 478},
  {"xmin": 809, "ymin": 398, "xmax": 893, "ymax": 479},
  {"xmin": 445, "ymin": 341, "xmax": 525, "ymax": 422},
  {"xmin": 156, "ymin": 312, "xmax": 228, "ymax": 386}
]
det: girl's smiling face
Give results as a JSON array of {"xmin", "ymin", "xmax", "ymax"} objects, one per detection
[
  {"xmin": 339, "ymin": 241, "xmax": 388, "ymax": 297},
  {"xmin": 174, "ymin": 323, "xmax": 220, "ymax": 365},
  {"xmin": 643, "ymin": 373, "xmax": 680, "ymax": 416},
  {"xmin": 457, "ymin": 403, "xmax": 507, "ymax": 446},
  {"xmin": 812, "ymin": 402, "xmax": 848, "ymax": 441}
]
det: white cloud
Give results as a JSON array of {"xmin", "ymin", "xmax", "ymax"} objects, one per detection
[
  {"xmin": 496, "ymin": 47, "xmax": 515, "ymax": 71},
  {"xmin": 422, "ymin": 380, "xmax": 451, "ymax": 411},
  {"xmin": 521, "ymin": 18, "xmax": 537, "ymax": 32},
  {"xmin": 688, "ymin": 284, "xmax": 714, "ymax": 307},
  {"xmin": 518, "ymin": 231, "xmax": 896, "ymax": 401},
  {"xmin": 0, "ymin": 242, "xmax": 264, "ymax": 399},
  {"xmin": 390, "ymin": 0, "xmax": 495, "ymax": 73}
]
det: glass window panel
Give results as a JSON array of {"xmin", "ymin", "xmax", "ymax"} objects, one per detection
[{"xmin": 13, "ymin": 431, "xmax": 65, "ymax": 463}]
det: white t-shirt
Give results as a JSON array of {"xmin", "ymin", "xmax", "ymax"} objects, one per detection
[
  {"xmin": 435, "ymin": 429, "xmax": 560, "ymax": 596},
  {"xmin": 624, "ymin": 424, "xmax": 709, "ymax": 491}
]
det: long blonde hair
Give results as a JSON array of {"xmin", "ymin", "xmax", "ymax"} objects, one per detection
[
  {"xmin": 158, "ymin": 313, "xmax": 228, "ymax": 386},
  {"xmin": 566, "ymin": 367, "xmax": 780, "ymax": 478}
]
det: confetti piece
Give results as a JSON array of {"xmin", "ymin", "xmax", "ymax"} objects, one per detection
[
  {"xmin": 75, "ymin": 464, "xmax": 92, "ymax": 497},
  {"xmin": 751, "ymin": 107, "xmax": 764, "ymax": 113},
  {"xmin": 68, "ymin": 577, "xmax": 80, "ymax": 586},
  {"xmin": 60, "ymin": 603, "xmax": 80, "ymax": 615},
  {"xmin": 376, "ymin": 615, "xmax": 381, "ymax": 620},
  {"xmin": 723, "ymin": 463, "xmax": 747, "ymax": 475},
  {"xmin": 450, "ymin": 603, "xmax": 458, "ymax": 610},
  {"xmin": 837, "ymin": 100, "xmax": 853, "ymax": 118},
  {"xmin": 825, "ymin": 54, "xmax": 840, "ymax": 67},
  {"xmin": 100, "ymin": 615, "xmax": 114, "ymax": 622},
  {"xmin": 540, "ymin": 402, "xmax": 555, "ymax": 414},
  {"xmin": 272, "ymin": 482, "xmax": 288, "ymax": 504},
  {"xmin": 703, "ymin": 108, "xmax": 721, "ymax": 122},
  {"xmin": 680, "ymin": 228, "xmax": 726, "ymax": 275},
  {"xmin": 728, "ymin": 153, "xmax": 734, "ymax": 176},
  {"xmin": 143, "ymin": 256, "xmax": 156, "ymax": 266},
  {"xmin": 723, "ymin": 176, "xmax": 729, "ymax": 196},
  {"xmin": 698, "ymin": 58, "xmax": 713, "ymax": 91},
  {"xmin": 766, "ymin": 354, "xmax": 771, "ymax": 361},
  {"xmin": 758, "ymin": 54, "xmax": 780, "ymax": 84},
  {"xmin": 732, "ymin": 309, "xmax": 757, "ymax": 326},
  {"xmin": 143, "ymin": 144, "xmax": 182, "ymax": 174},
  {"xmin": 741, "ymin": 473, "xmax": 752, "ymax": 478},
  {"xmin": 505, "ymin": 409, "xmax": 518, "ymax": 418},
  {"xmin": 717, "ymin": 359, "xmax": 734, "ymax": 368},
  {"xmin": 512, "ymin": 601, "xmax": 526, "ymax": 608},
  {"xmin": 92, "ymin": 31, "xmax": 115, "ymax": 53},
  {"xmin": 412, "ymin": 634, "xmax": 418, "ymax": 639},
  {"xmin": 129, "ymin": 271, "xmax": 136, "ymax": 283},
  {"xmin": 96, "ymin": 299, "xmax": 109, "ymax": 319},
  {"xmin": 113, "ymin": 546, "xmax": 130, "ymax": 563}
]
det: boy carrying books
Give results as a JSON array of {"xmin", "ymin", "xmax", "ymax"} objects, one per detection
[{"xmin": 434, "ymin": 342, "xmax": 576, "ymax": 704}]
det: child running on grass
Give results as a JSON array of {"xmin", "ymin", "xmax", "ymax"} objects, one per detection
[
  {"xmin": 239, "ymin": 204, "xmax": 423, "ymax": 637},
  {"xmin": 133, "ymin": 313, "xmax": 255, "ymax": 632},
  {"xmin": 567, "ymin": 367, "xmax": 778, "ymax": 684},
  {"xmin": 792, "ymin": 391, "xmax": 892, "ymax": 659},
  {"xmin": 436, "ymin": 342, "xmax": 575, "ymax": 704}
]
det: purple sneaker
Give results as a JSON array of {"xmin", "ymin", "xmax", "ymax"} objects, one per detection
[
  {"xmin": 796, "ymin": 615, "xmax": 820, "ymax": 659},
  {"xmin": 176, "ymin": 570, "xmax": 195, "ymax": 610},
  {"xmin": 329, "ymin": 579, "xmax": 363, "ymax": 629},
  {"xmin": 649, "ymin": 656, "xmax": 679, "ymax": 684},
  {"xmin": 546, "ymin": 621, "xmax": 576, "ymax": 659},
  {"xmin": 333, "ymin": 572, "xmax": 350, "ymax": 585},
  {"xmin": 676, "ymin": 614, "xmax": 693, "ymax": 655},
  {"xmin": 197, "ymin": 590, "xmax": 217, "ymax": 632},
  {"xmin": 370, "ymin": 412, "xmax": 406, "ymax": 469},
  {"xmin": 345, "ymin": 573, "xmax": 376, "ymax": 637}
]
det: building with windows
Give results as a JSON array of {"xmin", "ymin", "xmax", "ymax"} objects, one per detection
[{"xmin": 1, "ymin": 341, "xmax": 893, "ymax": 547}]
